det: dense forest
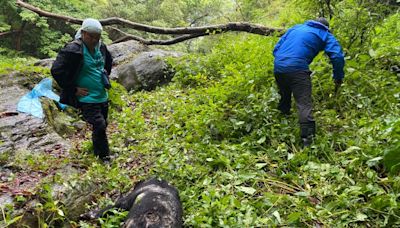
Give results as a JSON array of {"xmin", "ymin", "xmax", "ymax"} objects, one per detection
[{"xmin": 1, "ymin": 0, "xmax": 399, "ymax": 227}]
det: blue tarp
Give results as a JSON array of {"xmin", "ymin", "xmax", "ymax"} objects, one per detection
[{"xmin": 17, "ymin": 78, "xmax": 66, "ymax": 118}]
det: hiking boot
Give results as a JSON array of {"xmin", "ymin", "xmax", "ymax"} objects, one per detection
[
  {"xmin": 302, "ymin": 136, "xmax": 313, "ymax": 147},
  {"xmin": 100, "ymin": 155, "xmax": 111, "ymax": 164},
  {"xmin": 300, "ymin": 122, "xmax": 316, "ymax": 147}
]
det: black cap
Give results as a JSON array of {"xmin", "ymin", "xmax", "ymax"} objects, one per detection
[{"xmin": 315, "ymin": 17, "xmax": 329, "ymax": 28}]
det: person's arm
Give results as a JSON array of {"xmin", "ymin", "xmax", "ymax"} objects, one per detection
[
  {"xmin": 104, "ymin": 45, "xmax": 113, "ymax": 75},
  {"xmin": 324, "ymin": 33, "xmax": 345, "ymax": 83},
  {"xmin": 51, "ymin": 44, "xmax": 80, "ymax": 95}
]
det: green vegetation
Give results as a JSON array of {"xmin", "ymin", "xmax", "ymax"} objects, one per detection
[
  {"xmin": 0, "ymin": 49, "xmax": 43, "ymax": 75},
  {"xmin": 103, "ymin": 32, "xmax": 400, "ymax": 226},
  {"xmin": 0, "ymin": 0, "xmax": 399, "ymax": 227}
]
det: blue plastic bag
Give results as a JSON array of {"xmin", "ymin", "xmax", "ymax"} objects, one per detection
[{"xmin": 17, "ymin": 78, "xmax": 66, "ymax": 118}]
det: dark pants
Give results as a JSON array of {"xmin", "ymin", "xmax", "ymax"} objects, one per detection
[
  {"xmin": 274, "ymin": 71, "xmax": 315, "ymax": 139},
  {"xmin": 79, "ymin": 102, "xmax": 110, "ymax": 159}
]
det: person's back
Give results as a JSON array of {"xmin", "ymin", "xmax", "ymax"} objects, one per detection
[
  {"xmin": 272, "ymin": 18, "xmax": 345, "ymax": 147},
  {"xmin": 273, "ymin": 20, "xmax": 344, "ymax": 78}
]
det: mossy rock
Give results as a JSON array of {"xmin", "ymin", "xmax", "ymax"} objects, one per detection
[{"xmin": 41, "ymin": 99, "xmax": 81, "ymax": 137}]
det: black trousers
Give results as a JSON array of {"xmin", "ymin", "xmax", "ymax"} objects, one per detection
[
  {"xmin": 79, "ymin": 102, "xmax": 110, "ymax": 159},
  {"xmin": 274, "ymin": 71, "xmax": 315, "ymax": 138}
]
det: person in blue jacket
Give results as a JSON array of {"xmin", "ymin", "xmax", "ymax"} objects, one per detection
[{"xmin": 273, "ymin": 18, "xmax": 345, "ymax": 146}]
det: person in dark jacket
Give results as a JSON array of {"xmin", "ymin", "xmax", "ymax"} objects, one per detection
[
  {"xmin": 51, "ymin": 18, "xmax": 113, "ymax": 161},
  {"xmin": 273, "ymin": 18, "xmax": 345, "ymax": 146}
]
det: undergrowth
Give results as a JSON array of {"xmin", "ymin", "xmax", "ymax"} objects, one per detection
[
  {"xmin": 99, "ymin": 32, "xmax": 400, "ymax": 226},
  {"xmin": 2, "ymin": 7, "xmax": 399, "ymax": 228}
]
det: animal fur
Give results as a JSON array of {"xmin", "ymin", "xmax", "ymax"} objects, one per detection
[{"xmin": 82, "ymin": 178, "xmax": 183, "ymax": 228}]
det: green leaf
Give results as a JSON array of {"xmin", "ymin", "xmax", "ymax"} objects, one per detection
[
  {"xmin": 369, "ymin": 49, "xmax": 377, "ymax": 58},
  {"xmin": 343, "ymin": 146, "xmax": 361, "ymax": 153},
  {"xmin": 0, "ymin": 23, "xmax": 11, "ymax": 32},
  {"xmin": 346, "ymin": 67, "xmax": 356, "ymax": 73},
  {"xmin": 366, "ymin": 156, "xmax": 383, "ymax": 167},
  {"xmin": 287, "ymin": 212, "xmax": 302, "ymax": 223},
  {"xmin": 294, "ymin": 191, "xmax": 309, "ymax": 197},
  {"xmin": 355, "ymin": 213, "xmax": 368, "ymax": 221},
  {"xmin": 235, "ymin": 121, "xmax": 245, "ymax": 126},
  {"xmin": 6, "ymin": 215, "xmax": 23, "ymax": 226},
  {"xmin": 255, "ymin": 163, "xmax": 267, "ymax": 169},
  {"xmin": 57, "ymin": 209, "xmax": 65, "ymax": 217},
  {"xmin": 273, "ymin": 211, "xmax": 282, "ymax": 224},
  {"xmin": 383, "ymin": 144, "xmax": 400, "ymax": 174},
  {"xmin": 235, "ymin": 186, "xmax": 256, "ymax": 195},
  {"xmin": 257, "ymin": 137, "xmax": 266, "ymax": 144}
]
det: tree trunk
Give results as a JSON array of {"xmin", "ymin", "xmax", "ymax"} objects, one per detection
[{"xmin": 14, "ymin": 22, "xmax": 26, "ymax": 51}]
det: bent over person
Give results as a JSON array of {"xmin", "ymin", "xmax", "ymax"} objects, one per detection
[
  {"xmin": 273, "ymin": 18, "xmax": 345, "ymax": 147},
  {"xmin": 51, "ymin": 18, "xmax": 113, "ymax": 161}
]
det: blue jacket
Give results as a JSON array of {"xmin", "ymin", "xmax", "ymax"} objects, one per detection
[{"xmin": 273, "ymin": 20, "xmax": 345, "ymax": 80}]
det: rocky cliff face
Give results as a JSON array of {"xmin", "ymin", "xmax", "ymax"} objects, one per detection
[
  {"xmin": 0, "ymin": 70, "xmax": 73, "ymax": 225},
  {"xmin": 0, "ymin": 71, "xmax": 70, "ymax": 154}
]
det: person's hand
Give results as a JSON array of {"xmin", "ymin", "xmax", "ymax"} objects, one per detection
[{"xmin": 76, "ymin": 87, "xmax": 89, "ymax": 96}]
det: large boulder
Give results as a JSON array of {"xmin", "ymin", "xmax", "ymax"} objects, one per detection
[
  {"xmin": 116, "ymin": 50, "xmax": 181, "ymax": 91},
  {"xmin": 107, "ymin": 40, "xmax": 150, "ymax": 66},
  {"xmin": 33, "ymin": 40, "xmax": 183, "ymax": 92}
]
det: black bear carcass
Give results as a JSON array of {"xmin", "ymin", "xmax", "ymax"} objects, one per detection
[{"xmin": 82, "ymin": 178, "xmax": 183, "ymax": 228}]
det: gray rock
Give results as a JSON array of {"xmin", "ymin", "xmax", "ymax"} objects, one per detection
[
  {"xmin": 0, "ymin": 193, "xmax": 13, "ymax": 207},
  {"xmin": 0, "ymin": 72, "xmax": 70, "ymax": 154},
  {"xmin": 107, "ymin": 40, "xmax": 150, "ymax": 65},
  {"xmin": 34, "ymin": 58, "xmax": 55, "ymax": 68},
  {"xmin": 117, "ymin": 50, "xmax": 181, "ymax": 91},
  {"xmin": 62, "ymin": 182, "xmax": 101, "ymax": 221},
  {"xmin": 0, "ymin": 70, "xmax": 74, "ymax": 224}
]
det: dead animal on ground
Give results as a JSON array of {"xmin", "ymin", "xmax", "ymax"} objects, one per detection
[{"xmin": 81, "ymin": 178, "xmax": 183, "ymax": 228}]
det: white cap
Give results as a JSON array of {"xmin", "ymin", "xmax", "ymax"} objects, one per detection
[{"xmin": 81, "ymin": 18, "xmax": 103, "ymax": 34}]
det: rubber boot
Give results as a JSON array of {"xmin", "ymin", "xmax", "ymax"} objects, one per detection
[{"xmin": 300, "ymin": 122, "xmax": 316, "ymax": 147}]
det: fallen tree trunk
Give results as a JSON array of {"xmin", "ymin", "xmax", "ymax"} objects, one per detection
[{"xmin": 16, "ymin": 0, "xmax": 284, "ymax": 45}]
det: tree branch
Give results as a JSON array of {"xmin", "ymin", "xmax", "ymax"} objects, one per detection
[
  {"xmin": 189, "ymin": 14, "xmax": 209, "ymax": 26},
  {"xmin": 110, "ymin": 27, "xmax": 208, "ymax": 45},
  {"xmin": 0, "ymin": 30, "xmax": 22, "ymax": 37},
  {"xmin": 16, "ymin": 0, "xmax": 284, "ymax": 38},
  {"xmin": 16, "ymin": 0, "xmax": 83, "ymax": 24}
]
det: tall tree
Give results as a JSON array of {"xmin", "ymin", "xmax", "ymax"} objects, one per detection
[{"xmin": 0, "ymin": 0, "xmax": 102, "ymax": 57}]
